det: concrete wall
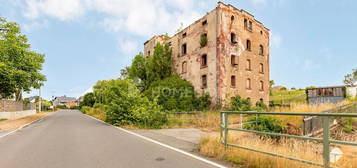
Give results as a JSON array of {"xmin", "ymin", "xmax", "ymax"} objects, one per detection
[
  {"xmin": 0, "ymin": 110, "xmax": 37, "ymax": 120},
  {"xmin": 308, "ymin": 97, "xmax": 345, "ymax": 104}
]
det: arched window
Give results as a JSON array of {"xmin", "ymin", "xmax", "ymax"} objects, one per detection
[
  {"xmin": 259, "ymin": 45, "xmax": 264, "ymax": 55},
  {"xmin": 182, "ymin": 61, "xmax": 187, "ymax": 74},
  {"xmin": 231, "ymin": 55, "xmax": 238, "ymax": 66},
  {"xmin": 231, "ymin": 76, "xmax": 236, "ymax": 87},
  {"xmin": 259, "ymin": 63, "xmax": 264, "ymax": 73},
  {"xmin": 246, "ymin": 78, "xmax": 251, "ymax": 89},
  {"xmin": 202, "ymin": 75, "xmax": 207, "ymax": 88},
  {"xmin": 201, "ymin": 54, "xmax": 207, "ymax": 67},
  {"xmin": 246, "ymin": 39, "xmax": 251, "ymax": 51},
  {"xmin": 259, "ymin": 81, "xmax": 264, "ymax": 91},
  {"xmin": 246, "ymin": 59, "xmax": 251, "ymax": 71},
  {"xmin": 231, "ymin": 15, "xmax": 235, "ymax": 21},
  {"xmin": 230, "ymin": 33, "xmax": 236, "ymax": 44}
]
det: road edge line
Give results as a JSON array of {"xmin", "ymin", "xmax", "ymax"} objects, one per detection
[
  {"xmin": 0, "ymin": 111, "xmax": 57, "ymax": 139},
  {"xmin": 84, "ymin": 113, "xmax": 226, "ymax": 168}
]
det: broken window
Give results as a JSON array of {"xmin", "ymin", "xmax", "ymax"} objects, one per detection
[
  {"xmin": 248, "ymin": 21, "xmax": 253, "ymax": 31},
  {"xmin": 260, "ymin": 98, "xmax": 264, "ymax": 102},
  {"xmin": 259, "ymin": 45, "xmax": 264, "ymax": 55},
  {"xmin": 246, "ymin": 78, "xmax": 251, "ymax": 89},
  {"xmin": 201, "ymin": 54, "xmax": 207, "ymax": 67},
  {"xmin": 202, "ymin": 75, "xmax": 207, "ymax": 88},
  {"xmin": 231, "ymin": 15, "xmax": 235, "ymax": 21},
  {"xmin": 181, "ymin": 43, "xmax": 187, "ymax": 55},
  {"xmin": 259, "ymin": 81, "xmax": 264, "ymax": 91},
  {"xmin": 231, "ymin": 75, "xmax": 236, "ymax": 87},
  {"xmin": 182, "ymin": 61, "xmax": 187, "ymax": 74},
  {"xmin": 259, "ymin": 63, "xmax": 264, "ymax": 73},
  {"xmin": 148, "ymin": 50, "xmax": 150, "ymax": 56},
  {"xmin": 244, "ymin": 19, "xmax": 248, "ymax": 29},
  {"xmin": 202, "ymin": 20, "xmax": 207, "ymax": 26},
  {"xmin": 246, "ymin": 59, "xmax": 251, "ymax": 70},
  {"xmin": 200, "ymin": 33, "xmax": 208, "ymax": 47},
  {"xmin": 231, "ymin": 55, "xmax": 238, "ymax": 66},
  {"xmin": 246, "ymin": 39, "xmax": 251, "ymax": 51},
  {"xmin": 182, "ymin": 32, "xmax": 187, "ymax": 38},
  {"xmin": 230, "ymin": 33, "xmax": 237, "ymax": 44}
]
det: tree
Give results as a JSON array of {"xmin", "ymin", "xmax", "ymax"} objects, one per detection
[
  {"xmin": 269, "ymin": 80, "xmax": 275, "ymax": 88},
  {"xmin": 230, "ymin": 95, "xmax": 252, "ymax": 111},
  {"xmin": 80, "ymin": 92, "xmax": 95, "ymax": 107},
  {"xmin": 0, "ymin": 17, "xmax": 46, "ymax": 99},
  {"xmin": 127, "ymin": 43, "xmax": 173, "ymax": 91},
  {"xmin": 344, "ymin": 69, "xmax": 357, "ymax": 86}
]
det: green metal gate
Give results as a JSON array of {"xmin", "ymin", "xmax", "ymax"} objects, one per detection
[{"xmin": 220, "ymin": 111, "xmax": 357, "ymax": 168}]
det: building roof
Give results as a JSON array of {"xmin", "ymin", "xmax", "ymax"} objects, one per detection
[{"xmin": 54, "ymin": 96, "xmax": 77, "ymax": 103}]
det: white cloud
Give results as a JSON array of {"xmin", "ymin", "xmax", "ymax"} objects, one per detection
[
  {"xmin": 271, "ymin": 32, "xmax": 283, "ymax": 48},
  {"xmin": 251, "ymin": 0, "xmax": 267, "ymax": 6},
  {"xmin": 118, "ymin": 39, "xmax": 139, "ymax": 54},
  {"xmin": 22, "ymin": 20, "xmax": 49, "ymax": 32}
]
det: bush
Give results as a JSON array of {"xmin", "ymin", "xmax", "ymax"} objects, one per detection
[
  {"xmin": 255, "ymin": 101, "xmax": 268, "ymax": 112},
  {"xmin": 70, "ymin": 106, "xmax": 80, "ymax": 109},
  {"xmin": 230, "ymin": 95, "xmax": 252, "ymax": 111},
  {"xmin": 81, "ymin": 106, "xmax": 91, "ymax": 114},
  {"xmin": 93, "ymin": 79, "xmax": 166, "ymax": 127},
  {"xmin": 200, "ymin": 34, "xmax": 208, "ymax": 47},
  {"xmin": 195, "ymin": 93, "xmax": 211, "ymax": 110},
  {"xmin": 56, "ymin": 104, "xmax": 67, "ymax": 109},
  {"xmin": 243, "ymin": 115, "xmax": 286, "ymax": 139}
]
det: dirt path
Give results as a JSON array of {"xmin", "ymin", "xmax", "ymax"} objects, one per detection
[{"xmin": 0, "ymin": 112, "xmax": 52, "ymax": 131}]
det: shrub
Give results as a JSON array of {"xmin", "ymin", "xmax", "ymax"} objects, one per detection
[
  {"xmin": 144, "ymin": 75, "xmax": 199, "ymax": 111},
  {"xmin": 255, "ymin": 101, "xmax": 268, "ymax": 112},
  {"xmin": 70, "ymin": 106, "xmax": 80, "ymax": 109},
  {"xmin": 200, "ymin": 34, "xmax": 208, "ymax": 47},
  {"xmin": 81, "ymin": 106, "xmax": 91, "ymax": 114},
  {"xmin": 56, "ymin": 104, "xmax": 67, "ymax": 109},
  {"xmin": 243, "ymin": 115, "xmax": 286, "ymax": 139},
  {"xmin": 230, "ymin": 95, "xmax": 252, "ymax": 111},
  {"xmin": 195, "ymin": 93, "xmax": 211, "ymax": 110}
]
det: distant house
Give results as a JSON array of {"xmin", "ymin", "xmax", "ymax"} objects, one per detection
[
  {"xmin": 306, "ymin": 85, "xmax": 357, "ymax": 104},
  {"xmin": 53, "ymin": 96, "xmax": 77, "ymax": 107},
  {"xmin": 25, "ymin": 96, "xmax": 38, "ymax": 103}
]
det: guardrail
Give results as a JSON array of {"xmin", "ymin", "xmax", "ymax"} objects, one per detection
[{"xmin": 220, "ymin": 111, "xmax": 357, "ymax": 168}]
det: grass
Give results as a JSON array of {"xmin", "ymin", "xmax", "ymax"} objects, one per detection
[
  {"xmin": 199, "ymin": 132, "xmax": 357, "ymax": 168},
  {"xmin": 0, "ymin": 118, "xmax": 7, "ymax": 122},
  {"xmin": 81, "ymin": 107, "xmax": 106, "ymax": 121},
  {"xmin": 270, "ymin": 90, "xmax": 306, "ymax": 105}
]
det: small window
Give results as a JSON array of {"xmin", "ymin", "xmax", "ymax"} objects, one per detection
[
  {"xmin": 182, "ymin": 32, "xmax": 187, "ymax": 38},
  {"xmin": 259, "ymin": 63, "xmax": 264, "ymax": 73},
  {"xmin": 231, "ymin": 76, "xmax": 236, "ymax": 87},
  {"xmin": 244, "ymin": 19, "xmax": 248, "ymax": 29},
  {"xmin": 168, "ymin": 42, "xmax": 172, "ymax": 46},
  {"xmin": 247, "ymin": 97, "xmax": 251, "ymax": 102},
  {"xmin": 246, "ymin": 59, "xmax": 251, "ymax": 70},
  {"xmin": 231, "ymin": 55, "xmax": 238, "ymax": 66},
  {"xmin": 246, "ymin": 78, "xmax": 251, "ymax": 89},
  {"xmin": 182, "ymin": 61, "xmax": 187, "ymax": 73},
  {"xmin": 200, "ymin": 33, "xmax": 208, "ymax": 47},
  {"xmin": 202, "ymin": 20, "xmax": 207, "ymax": 25},
  {"xmin": 201, "ymin": 54, "xmax": 207, "ymax": 67},
  {"xmin": 248, "ymin": 21, "xmax": 253, "ymax": 31},
  {"xmin": 259, "ymin": 45, "xmax": 264, "ymax": 55},
  {"xmin": 231, "ymin": 15, "xmax": 235, "ymax": 21},
  {"xmin": 259, "ymin": 98, "xmax": 264, "ymax": 103},
  {"xmin": 148, "ymin": 50, "xmax": 150, "ymax": 56},
  {"xmin": 246, "ymin": 39, "xmax": 251, "ymax": 51},
  {"xmin": 202, "ymin": 75, "xmax": 207, "ymax": 88},
  {"xmin": 230, "ymin": 33, "xmax": 237, "ymax": 44},
  {"xmin": 259, "ymin": 81, "xmax": 264, "ymax": 91},
  {"xmin": 181, "ymin": 43, "xmax": 187, "ymax": 55},
  {"xmin": 260, "ymin": 30, "xmax": 263, "ymax": 35}
]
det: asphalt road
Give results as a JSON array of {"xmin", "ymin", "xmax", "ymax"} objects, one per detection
[{"xmin": 0, "ymin": 110, "xmax": 221, "ymax": 168}]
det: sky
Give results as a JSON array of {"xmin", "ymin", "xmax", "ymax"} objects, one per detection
[{"xmin": 0, "ymin": 0, "xmax": 356, "ymax": 100}]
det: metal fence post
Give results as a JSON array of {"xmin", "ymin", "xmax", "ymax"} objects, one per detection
[
  {"xmin": 322, "ymin": 116, "xmax": 330, "ymax": 168},
  {"xmin": 240, "ymin": 114, "xmax": 243, "ymax": 128},
  {"xmin": 224, "ymin": 112, "xmax": 228, "ymax": 150}
]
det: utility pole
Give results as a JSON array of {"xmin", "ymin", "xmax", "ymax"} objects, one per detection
[{"xmin": 38, "ymin": 87, "xmax": 41, "ymax": 113}]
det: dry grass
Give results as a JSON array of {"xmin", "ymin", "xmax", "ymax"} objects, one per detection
[
  {"xmin": 0, "ymin": 112, "xmax": 51, "ymax": 131},
  {"xmin": 84, "ymin": 108, "xmax": 106, "ymax": 121},
  {"xmin": 199, "ymin": 132, "xmax": 357, "ymax": 168}
]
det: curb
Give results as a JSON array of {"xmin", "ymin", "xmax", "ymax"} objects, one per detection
[
  {"xmin": 0, "ymin": 112, "xmax": 57, "ymax": 139},
  {"xmin": 83, "ymin": 113, "xmax": 226, "ymax": 168}
]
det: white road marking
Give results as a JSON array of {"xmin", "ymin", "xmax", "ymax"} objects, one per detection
[{"xmin": 84, "ymin": 114, "xmax": 227, "ymax": 168}]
